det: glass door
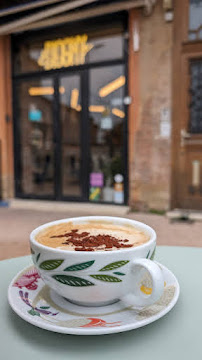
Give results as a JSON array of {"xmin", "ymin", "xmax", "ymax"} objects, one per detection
[
  {"xmin": 89, "ymin": 65, "xmax": 126, "ymax": 204},
  {"xmin": 58, "ymin": 74, "xmax": 83, "ymax": 199},
  {"xmin": 14, "ymin": 67, "xmax": 127, "ymax": 203},
  {"xmin": 15, "ymin": 77, "xmax": 55, "ymax": 198}
]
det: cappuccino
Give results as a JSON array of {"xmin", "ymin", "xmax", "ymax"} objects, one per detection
[{"xmin": 36, "ymin": 221, "xmax": 149, "ymax": 251}]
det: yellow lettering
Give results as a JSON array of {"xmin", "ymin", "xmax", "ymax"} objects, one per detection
[{"xmin": 37, "ymin": 34, "xmax": 93, "ymax": 70}]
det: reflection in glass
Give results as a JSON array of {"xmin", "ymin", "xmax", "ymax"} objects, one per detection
[
  {"xmin": 59, "ymin": 75, "xmax": 81, "ymax": 197},
  {"xmin": 14, "ymin": 32, "xmax": 123, "ymax": 75},
  {"xmin": 89, "ymin": 65, "xmax": 125, "ymax": 204},
  {"xmin": 189, "ymin": 59, "xmax": 202, "ymax": 133},
  {"xmin": 189, "ymin": 0, "xmax": 202, "ymax": 40},
  {"xmin": 18, "ymin": 79, "xmax": 54, "ymax": 195}
]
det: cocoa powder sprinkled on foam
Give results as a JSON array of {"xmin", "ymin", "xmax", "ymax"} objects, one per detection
[{"xmin": 50, "ymin": 229, "xmax": 133, "ymax": 251}]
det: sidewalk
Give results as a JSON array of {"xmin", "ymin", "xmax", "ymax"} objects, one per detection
[{"xmin": 1, "ymin": 203, "xmax": 202, "ymax": 260}]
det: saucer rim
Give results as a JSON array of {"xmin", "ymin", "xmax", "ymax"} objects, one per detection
[{"xmin": 8, "ymin": 262, "xmax": 180, "ymax": 335}]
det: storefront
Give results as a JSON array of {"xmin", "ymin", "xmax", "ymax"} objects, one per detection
[
  {"xmin": 0, "ymin": 1, "xmax": 181, "ymax": 211},
  {"xmin": 12, "ymin": 16, "xmax": 128, "ymax": 204}
]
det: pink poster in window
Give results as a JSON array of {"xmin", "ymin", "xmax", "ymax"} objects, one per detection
[{"xmin": 90, "ymin": 173, "xmax": 104, "ymax": 187}]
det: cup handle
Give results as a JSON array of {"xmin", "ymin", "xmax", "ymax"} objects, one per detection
[{"xmin": 121, "ymin": 258, "xmax": 164, "ymax": 308}]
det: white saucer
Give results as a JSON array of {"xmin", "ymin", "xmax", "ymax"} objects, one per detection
[{"xmin": 8, "ymin": 262, "xmax": 180, "ymax": 335}]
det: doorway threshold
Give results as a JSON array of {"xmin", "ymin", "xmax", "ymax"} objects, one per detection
[{"xmin": 9, "ymin": 199, "xmax": 129, "ymax": 216}]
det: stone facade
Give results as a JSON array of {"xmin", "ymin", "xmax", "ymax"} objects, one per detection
[{"xmin": 129, "ymin": 2, "xmax": 173, "ymax": 211}]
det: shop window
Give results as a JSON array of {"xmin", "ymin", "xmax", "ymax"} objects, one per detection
[
  {"xmin": 189, "ymin": 0, "xmax": 202, "ymax": 40},
  {"xmin": 16, "ymin": 78, "xmax": 55, "ymax": 196},
  {"xmin": 89, "ymin": 65, "xmax": 125, "ymax": 204},
  {"xmin": 13, "ymin": 31, "xmax": 124, "ymax": 74},
  {"xmin": 189, "ymin": 59, "xmax": 202, "ymax": 133}
]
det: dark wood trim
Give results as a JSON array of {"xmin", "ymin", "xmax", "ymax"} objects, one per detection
[
  {"xmin": 171, "ymin": 0, "xmax": 202, "ymax": 209},
  {"xmin": 80, "ymin": 69, "xmax": 90, "ymax": 201},
  {"xmin": 171, "ymin": 0, "xmax": 190, "ymax": 209},
  {"xmin": 182, "ymin": 41, "xmax": 202, "ymax": 54},
  {"xmin": 13, "ymin": 0, "xmax": 144, "ymax": 33},
  {"xmin": 53, "ymin": 75, "xmax": 61, "ymax": 199},
  {"xmin": 13, "ymin": 59, "xmax": 125, "ymax": 80}
]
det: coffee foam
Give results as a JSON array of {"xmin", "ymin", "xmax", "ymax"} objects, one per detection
[{"xmin": 35, "ymin": 221, "xmax": 149, "ymax": 251}]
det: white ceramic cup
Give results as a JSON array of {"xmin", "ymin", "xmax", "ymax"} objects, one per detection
[{"xmin": 30, "ymin": 216, "xmax": 164, "ymax": 307}]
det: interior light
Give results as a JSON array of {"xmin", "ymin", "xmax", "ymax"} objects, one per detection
[
  {"xmin": 89, "ymin": 105, "xmax": 106, "ymax": 113},
  {"xmin": 29, "ymin": 87, "xmax": 54, "ymax": 96},
  {"xmin": 76, "ymin": 105, "xmax": 82, "ymax": 111},
  {"xmin": 71, "ymin": 88, "xmax": 79, "ymax": 109},
  {"xmin": 59, "ymin": 86, "xmax": 65, "ymax": 94},
  {"xmin": 112, "ymin": 108, "xmax": 125, "ymax": 118},
  {"xmin": 28, "ymin": 86, "xmax": 65, "ymax": 96},
  {"xmin": 99, "ymin": 76, "xmax": 125, "ymax": 98}
]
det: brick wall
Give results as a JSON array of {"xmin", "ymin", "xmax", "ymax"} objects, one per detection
[
  {"xmin": 129, "ymin": 2, "xmax": 173, "ymax": 211},
  {"xmin": 0, "ymin": 36, "xmax": 14, "ymax": 200}
]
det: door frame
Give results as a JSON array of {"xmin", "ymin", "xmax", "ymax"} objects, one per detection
[
  {"xmin": 171, "ymin": 0, "xmax": 202, "ymax": 209},
  {"xmin": 13, "ymin": 59, "xmax": 128, "ymax": 204}
]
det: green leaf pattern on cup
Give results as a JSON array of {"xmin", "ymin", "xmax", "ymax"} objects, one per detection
[
  {"xmin": 146, "ymin": 246, "xmax": 156, "ymax": 261},
  {"xmin": 99, "ymin": 260, "xmax": 130, "ymax": 271},
  {"xmin": 36, "ymin": 253, "xmax": 41, "ymax": 263},
  {"xmin": 52, "ymin": 274, "xmax": 95, "ymax": 287},
  {"xmin": 39, "ymin": 259, "xmax": 64, "ymax": 270},
  {"xmin": 64, "ymin": 260, "xmax": 95, "ymax": 271},
  {"xmin": 40, "ymin": 250, "xmax": 156, "ymax": 287},
  {"xmin": 150, "ymin": 246, "xmax": 156, "ymax": 260},
  {"xmin": 113, "ymin": 272, "xmax": 125, "ymax": 276},
  {"xmin": 90, "ymin": 274, "xmax": 122, "ymax": 283}
]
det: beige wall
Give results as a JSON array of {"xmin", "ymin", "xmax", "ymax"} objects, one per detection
[{"xmin": 129, "ymin": 2, "xmax": 173, "ymax": 211}]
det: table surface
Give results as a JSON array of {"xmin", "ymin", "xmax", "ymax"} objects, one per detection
[{"xmin": 1, "ymin": 246, "xmax": 201, "ymax": 360}]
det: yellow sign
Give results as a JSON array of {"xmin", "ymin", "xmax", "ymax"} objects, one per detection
[{"xmin": 38, "ymin": 34, "xmax": 93, "ymax": 70}]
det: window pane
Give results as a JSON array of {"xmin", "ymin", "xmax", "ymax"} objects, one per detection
[
  {"xmin": 13, "ymin": 32, "xmax": 123, "ymax": 74},
  {"xmin": 89, "ymin": 65, "xmax": 125, "ymax": 204},
  {"xmin": 189, "ymin": 0, "xmax": 202, "ymax": 40},
  {"xmin": 189, "ymin": 59, "xmax": 202, "ymax": 133},
  {"xmin": 17, "ymin": 78, "xmax": 55, "ymax": 195},
  {"xmin": 59, "ymin": 75, "xmax": 82, "ymax": 197}
]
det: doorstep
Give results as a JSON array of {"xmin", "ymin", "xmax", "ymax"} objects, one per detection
[
  {"xmin": 9, "ymin": 199, "xmax": 130, "ymax": 216},
  {"xmin": 166, "ymin": 209, "xmax": 202, "ymax": 221}
]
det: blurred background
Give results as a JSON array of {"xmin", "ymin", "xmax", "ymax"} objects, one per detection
[{"xmin": 0, "ymin": 0, "xmax": 202, "ymax": 260}]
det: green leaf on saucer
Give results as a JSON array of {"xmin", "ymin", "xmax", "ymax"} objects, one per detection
[
  {"xmin": 28, "ymin": 308, "xmax": 40, "ymax": 317},
  {"xmin": 40, "ymin": 306, "xmax": 50, "ymax": 309},
  {"xmin": 39, "ymin": 259, "xmax": 64, "ymax": 270},
  {"xmin": 64, "ymin": 260, "xmax": 95, "ymax": 271},
  {"xmin": 99, "ymin": 260, "xmax": 129, "ymax": 271},
  {"xmin": 90, "ymin": 274, "xmax": 122, "ymax": 282},
  {"xmin": 52, "ymin": 274, "xmax": 95, "ymax": 287}
]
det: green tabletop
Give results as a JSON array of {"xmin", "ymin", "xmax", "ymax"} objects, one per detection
[{"xmin": 1, "ymin": 247, "xmax": 201, "ymax": 359}]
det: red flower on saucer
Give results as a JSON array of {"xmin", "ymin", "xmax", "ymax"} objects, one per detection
[{"xmin": 13, "ymin": 268, "xmax": 40, "ymax": 290}]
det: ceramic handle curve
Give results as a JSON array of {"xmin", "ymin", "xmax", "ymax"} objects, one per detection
[{"xmin": 122, "ymin": 258, "xmax": 164, "ymax": 307}]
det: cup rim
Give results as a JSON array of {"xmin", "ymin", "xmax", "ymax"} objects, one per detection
[{"xmin": 30, "ymin": 216, "xmax": 156, "ymax": 255}]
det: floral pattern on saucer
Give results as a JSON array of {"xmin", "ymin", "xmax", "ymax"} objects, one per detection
[{"xmin": 8, "ymin": 263, "xmax": 180, "ymax": 335}]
